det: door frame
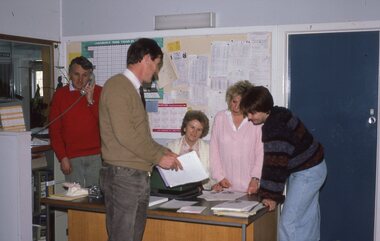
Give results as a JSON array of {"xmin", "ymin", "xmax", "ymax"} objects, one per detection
[{"xmin": 275, "ymin": 21, "xmax": 380, "ymax": 241}]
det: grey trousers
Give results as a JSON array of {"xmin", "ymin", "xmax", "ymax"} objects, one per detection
[
  {"xmin": 100, "ymin": 164, "xmax": 150, "ymax": 241},
  {"xmin": 65, "ymin": 154, "xmax": 102, "ymax": 187}
]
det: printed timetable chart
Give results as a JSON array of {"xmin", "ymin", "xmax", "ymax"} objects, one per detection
[{"xmin": 81, "ymin": 38, "xmax": 164, "ymax": 86}]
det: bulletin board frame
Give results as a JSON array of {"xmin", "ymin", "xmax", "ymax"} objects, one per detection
[{"xmin": 61, "ymin": 26, "xmax": 278, "ymax": 140}]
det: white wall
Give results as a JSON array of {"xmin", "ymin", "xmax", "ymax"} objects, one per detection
[
  {"xmin": 0, "ymin": 0, "xmax": 61, "ymax": 41},
  {"xmin": 62, "ymin": 0, "xmax": 380, "ymax": 36}
]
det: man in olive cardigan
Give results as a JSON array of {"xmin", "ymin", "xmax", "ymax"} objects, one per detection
[{"xmin": 99, "ymin": 38, "xmax": 182, "ymax": 241}]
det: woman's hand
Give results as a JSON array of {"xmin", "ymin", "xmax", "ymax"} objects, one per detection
[
  {"xmin": 247, "ymin": 178, "xmax": 260, "ymax": 195},
  {"xmin": 211, "ymin": 178, "xmax": 231, "ymax": 192},
  {"xmin": 211, "ymin": 183, "xmax": 223, "ymax": 192},
  {"xmin": 219, "ymin": 178, "xmax": 231, "ymax": 189}
]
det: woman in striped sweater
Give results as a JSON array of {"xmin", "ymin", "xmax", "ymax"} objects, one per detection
[{"xmin": 240, "ymin": 86, "xmax": 327, "ymax": 241}]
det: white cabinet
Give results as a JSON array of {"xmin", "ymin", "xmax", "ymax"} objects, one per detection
[{"xmin": 0, "ymin": 131, "xmax": 32, "ymax": 241}]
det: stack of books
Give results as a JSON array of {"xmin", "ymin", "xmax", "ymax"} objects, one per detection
[
  {"xmin": 0, "ymin": 104, "xmax": 26, "ymax": 131},
  {"xmin": 211, "ymin": 200, "xmax": 266, "ymax": 218}
]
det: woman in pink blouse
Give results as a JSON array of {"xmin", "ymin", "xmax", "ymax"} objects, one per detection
[{"xmin": 210, "ymin": 80, "xmax": 264, "ymax": 194}]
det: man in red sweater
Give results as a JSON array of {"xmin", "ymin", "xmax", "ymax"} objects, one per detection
[{"xmin": 49, "ymin": 56, "xmax": 102, "ymax": 187}]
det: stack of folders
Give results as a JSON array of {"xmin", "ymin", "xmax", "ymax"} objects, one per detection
[{"xmin": 211, "ymin": 200, "xmax": 266, "ymax": 218}]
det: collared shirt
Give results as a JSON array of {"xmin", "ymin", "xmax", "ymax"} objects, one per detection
[
  {"xmin": 225, "ymin": 110, "xmax": 249, "ymax": 131},
  {"xmin": 179, "ymin": 137, "xmax": 200, "ymax": 157},
  {"xmin": 123, "ymin": 69, "xmax": 141, "ymax": 94},
  {"xmin": 69, "ymin": 81, "xmax": 78, "ymax": 92},
  {"xmin": 210, "ymin": 110, "xmax": 264, "ymax": 192}
]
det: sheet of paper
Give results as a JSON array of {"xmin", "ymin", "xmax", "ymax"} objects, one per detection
[
  {"xmin": 170, "ymin": 51, "xmax": 188, "ymax": 86},
  {"xmin": 158, "ymin": 52, "xmax": 178, "ymax": 88},
  {"xmin": 198, "ymin": 190, "xmax": 246, "ymax": 201},
  {"xmin": 158, "ymin": 199, "xmax": 198, "ymax": 209},
  {"xmin": 157, "ymin": 151, "xmax": 208, "ymax": 188},
  {"xmin": 177, "ymin": 206, "xmax": 207, "ymax": 214}
]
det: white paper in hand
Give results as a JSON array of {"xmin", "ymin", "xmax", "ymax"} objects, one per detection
[{"xmin": 158, "ymin": 151, "xmax": 208, "ymax": 187}]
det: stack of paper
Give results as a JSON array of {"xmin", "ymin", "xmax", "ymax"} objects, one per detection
[
  {"xmin": 211, "ymin": 200, "xmax": 265, "ymax": 218},
  {"xmin": 199, "ymin": 190, "xmax": 246, "ymax": 201},
  {"xmin": 149, "ymin": 196, "xmax": 169, "ymax": 207},
  {"xmin": 158, "ymin": 199, "xmax": 198, "ymax": 209},
  {"xmin": 48, "ymin": 193, "xmax": 88, "ymax": 201},
  {"xmin": 177, "ymin": 206, "xmax": 207, "ymax": 214}
]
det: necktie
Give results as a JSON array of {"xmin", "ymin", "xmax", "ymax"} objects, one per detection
[{"xmin": 139, "ymin": 86, "xmax": 146, "ymax": 109}]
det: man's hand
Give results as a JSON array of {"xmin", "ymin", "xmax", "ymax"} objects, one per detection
[
  {"xmin": 262, "ymin": 198, "xmax": 277, "ymax": 211},
  {"xmin": 84, "ymin": 82, "xmax": 95, "ymax": 105},
  {"xmin": 158, "ymin": 151, "xmax": 183, "ymax": 171},
  {"xmin": 60, "ymin": 157, "xmax": 72, "ymax": 175}
]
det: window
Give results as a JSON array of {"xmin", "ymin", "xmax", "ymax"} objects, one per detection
[{"xmin": 0, "ymin": 34, "xmax": 55, "ymax": 130}]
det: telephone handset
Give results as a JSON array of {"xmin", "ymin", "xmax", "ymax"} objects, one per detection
[{"xmin": 80, "ymin": 73, "xmax": 95, "ymax": 96}]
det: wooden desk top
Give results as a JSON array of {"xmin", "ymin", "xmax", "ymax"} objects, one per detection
[{"xmin": 42, "ymin": 194, "xmax": 268, "ymax": 227}]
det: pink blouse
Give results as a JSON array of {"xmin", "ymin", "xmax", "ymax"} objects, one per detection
[{"xmin": 210, "ymin": 110, "xmax": 264, "ymax": 192}]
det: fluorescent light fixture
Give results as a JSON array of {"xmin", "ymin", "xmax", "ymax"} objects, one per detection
[{"xmin": 155, "ymin": 12, "xmax": 216, "ymax": 30}]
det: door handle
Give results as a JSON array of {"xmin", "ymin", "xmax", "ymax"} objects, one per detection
[
  {"xmin": 368, "ymin": 116, "xmax": 376, "ymax": 124},
  {"xmin": 368, "ymin": 108, "xmax": 377, "ymax": 125}
]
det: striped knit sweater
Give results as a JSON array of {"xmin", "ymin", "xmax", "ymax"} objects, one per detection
[{"xmin": 258, "ymin": 106, "xmax": 324, "ymax": 203}]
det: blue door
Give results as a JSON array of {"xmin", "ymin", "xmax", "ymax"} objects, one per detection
[{"xmin": 289, "ymin": 31, "xmax": 379, "ymax": 241}]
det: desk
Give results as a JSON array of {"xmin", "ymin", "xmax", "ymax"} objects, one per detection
[{"xmin": 42, "ymin": 196, "xmax": 277, "ymax": 241}]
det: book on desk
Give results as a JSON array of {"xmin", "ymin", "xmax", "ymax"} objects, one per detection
[{"xmin": 211, "ymin": 201, "xmax": 266, "ymax": 218}]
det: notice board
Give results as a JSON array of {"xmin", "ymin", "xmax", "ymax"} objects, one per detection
[{"xmin": 65, "ymin": 32, "xmax": 272, "ymax": 139}]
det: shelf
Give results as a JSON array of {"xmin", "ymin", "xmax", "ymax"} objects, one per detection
[{"xmin": 32, "ymin": 145, "xmax": 51, "ymax": 154}]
